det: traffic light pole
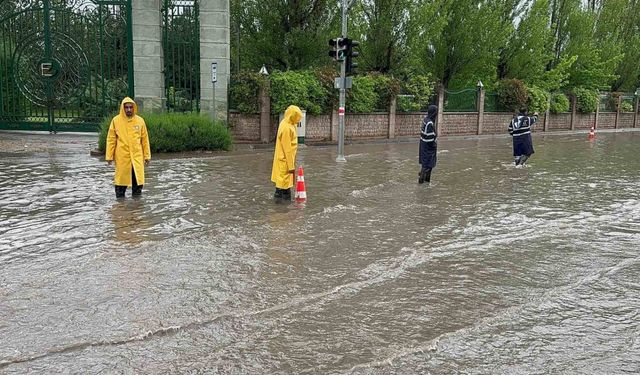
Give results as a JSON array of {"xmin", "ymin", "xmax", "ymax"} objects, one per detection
[{"xmin": 336, "ymin": 0, "xmax": 348, "ymax": 162}]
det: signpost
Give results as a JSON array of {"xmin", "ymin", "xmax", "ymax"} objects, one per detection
[{"xmin": 211, "ymin": 62, "xmax": 217, "ymax": 121}]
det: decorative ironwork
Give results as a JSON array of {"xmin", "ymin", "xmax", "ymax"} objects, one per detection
[
  {"xmin": 14, "ymin": 31, "xmax": 89, "ymax": 106},
  {"xmin": 0, "ymin": 0, "xmax": 132, "ymax": 132}
]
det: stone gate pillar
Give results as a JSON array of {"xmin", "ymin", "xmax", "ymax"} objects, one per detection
[
  {"xmin": 132, "ymin": 0, "xmax": 164, "ymax": 112},
  {"xmin": 200, "ymin": 0, "xmax": 230, "ymax": 122}
]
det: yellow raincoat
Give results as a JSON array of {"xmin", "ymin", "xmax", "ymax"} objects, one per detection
[
  {"xmin": 105, "ymin": 97, "xmax": 151, "ymax": 186},
  {"xmin": 271, "ymin": 105, "xmax": 301, "ymax": 189}
]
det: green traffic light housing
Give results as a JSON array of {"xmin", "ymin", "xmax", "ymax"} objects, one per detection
[{"xmin": 346, "ymin": 39, "xmax": 359, "ymax": 73}]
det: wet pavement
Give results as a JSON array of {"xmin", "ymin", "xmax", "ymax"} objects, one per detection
[{"xmin": 1, "ymin": 130, "xmax": 639, "ymax": 374}]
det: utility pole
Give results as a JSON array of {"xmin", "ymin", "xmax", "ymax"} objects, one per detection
[{"xmin": 336, "ymin": 0, "xmax": 349, "ymax": 162}]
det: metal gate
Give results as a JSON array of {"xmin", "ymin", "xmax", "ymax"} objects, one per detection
[
  {"xmin": 0, "ymin": 0, "xmax": 133, "ymax": 132},
  {"xmin": 162, "ymin": 0, "xmax": 199, "ymax": 112}
]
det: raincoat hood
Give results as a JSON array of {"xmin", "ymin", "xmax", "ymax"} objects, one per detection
[
  {"xmin": 119, "ymin": 97, "xmax": 138, "ymax": 118},
  {"xmin": 283, "ymin": 105, "xmax": 303, "ymax": 125},
  {"xmin": 427, "ymin": 105, "xmax": 438, "ymax": 121}
]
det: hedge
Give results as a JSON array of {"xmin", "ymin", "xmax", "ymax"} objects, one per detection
[
  {"xmin": 550, "ymin": 92, "xmax": 570, "ymax": 113},
  {"xmin": 98, "ymin": 112, "xmax": 232, "ymax": 153},
  {"xmin": 572, "ymin": 88, "xmax": 599, "ymax": 113}
]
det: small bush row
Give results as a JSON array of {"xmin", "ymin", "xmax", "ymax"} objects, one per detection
[
  {"xmin": 98, "ymin": 112, "xmax": 232, "ymax": 153},
  {"xmin": 230, "ymin": 71, "xmax": 634, "ymax": 115}
]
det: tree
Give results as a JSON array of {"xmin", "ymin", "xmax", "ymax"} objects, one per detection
[
  {"xmin": 410, "ymin": 0, "xmax": 513, "ymax": 88},
  {"xmin": 594, "ymin": 0, "xmax": 640, "ymax": 91},
  {"xmin": 349, "ymin": 0, "xmax": 415, "ymax": 73},
  {"xmin": 562, "ymin": 8, "xmax": 622, "ymax": 89},
  {"xmin": 231, "ymin": 0, "xmax": 335, "ymax": 71},
  {"xmin": 501, "ymin": 0, "xmax": 554, "ymax": 84}
]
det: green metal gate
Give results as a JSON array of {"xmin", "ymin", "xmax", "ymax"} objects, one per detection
[
  {"xmin": 0, "ymin": 0, "xmax": 133, "ymax": 132},
  {"xmin": 162, "ymin": 0, "xmax": 200, "ymax": 112}
]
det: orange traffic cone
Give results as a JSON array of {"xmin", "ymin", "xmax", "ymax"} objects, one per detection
[
  {"xmin": 588, "ymin": 126, "xmax": 595, "ymax": 140},
  {"xmin": 295, "ymin": 166, "xmax": 307, "ymax": 203}
]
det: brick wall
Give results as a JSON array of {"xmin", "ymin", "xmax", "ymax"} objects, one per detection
[
  {"xmin": 395, "ymin": 113, "xmax": 423, "ymax": 137},
  {"xmin": 548, "ymin": 113, "xmax": 571, "ymax": 130},
  {"xmin": 574, "ymin": 113, "xmax": 595, "ymax": 130},
  {"xmin": 230, "ymin": 110, "xmax": 634, "ymax": 143},
  {"xmin": 618, "ymin": 113, "xmax": 635, "ymax": 128},
  {"xmin": 482, "ymin": 113, "xmax": 514, "ymax": 134},
  {"xmin": 306, "ymin": 115, "xmax": 332, "ymax": 141},
  {"xmin": 229, "ymin": 112, "xmax": 260, "ymax": 141},
  {"xmin": 442, "ymin": 113, "xmax": 479, "ymax": 135},
  {"xmin": 598, "ymin": 113, "xmax": 616, "ymax": 129},
  {"xmin": 345, "ymin": 113, "xmax": 389, "ymax": 139}
]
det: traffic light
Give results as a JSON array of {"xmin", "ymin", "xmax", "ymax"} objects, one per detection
[
  {"xmin": 328, "ymin": 38, "xmax": 347, "ymax": 61},
  {"xmin": 345, "ymin": 39, "xmax": 359, "ymax": 73}
]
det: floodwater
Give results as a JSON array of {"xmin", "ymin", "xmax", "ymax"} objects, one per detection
[{"xmin": 1, "ymin": 130, "xmax": 639, "ymax": 374}]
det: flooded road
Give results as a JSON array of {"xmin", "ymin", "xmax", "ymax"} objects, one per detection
[{"xmin": 1, "ymin": 131, "xmax": 639, "ymax": 374}]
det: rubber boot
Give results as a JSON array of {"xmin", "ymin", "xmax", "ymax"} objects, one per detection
[
  {"xmin": 281, "ymin": 188, "xmax": 292, "ymax": 202},
  {"xmin": 274, "ymin": 188, "xmax": 284, "ymax": 204},
  {"xmin": 424, "ymin": 168, "xmax": 432, "ymax": 183},
  {"xmin": 115, "ymin": 185, "xmax": 126, "ymax": 198}
]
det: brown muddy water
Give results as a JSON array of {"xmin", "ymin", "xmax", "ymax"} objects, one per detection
[{"xmin": 1, "ymin": 131, "xmax": 639, "ymax": 374}]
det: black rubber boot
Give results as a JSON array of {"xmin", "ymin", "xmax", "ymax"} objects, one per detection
[
  {"xmin": 274, "ymin": 188, "xmax": 284, "ymax": 203},
  {"xmin": 282, "ymin": 188, "xmax": 292, "ymax": 201},
  {"xmin": 131, "ymin": 168, "xmax": 142, "ymax": 196},
  {"xmin": 424, "ymin": 168, "xmax": 432, "ymax": 183},
  {"xmin": 115, "ymin": 185, "xmax": 126, "ymax": 198}
]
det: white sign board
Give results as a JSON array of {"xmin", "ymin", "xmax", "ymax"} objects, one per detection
[{"xmin": 211, "ymin": 62, "xmax": 217, "ymax": 83}]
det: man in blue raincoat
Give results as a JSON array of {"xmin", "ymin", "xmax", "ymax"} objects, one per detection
[
  {"xmin": 418, "ymin": 105, "xmax": 438, "ymax": 184},
  {"xmin": 508, "ymin": 108, "xmax": 538, "ymax": 167}
]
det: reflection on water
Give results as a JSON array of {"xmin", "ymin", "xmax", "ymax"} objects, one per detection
[
  {"xmin": 1, "ymin": 131, "xmax": 639, "ymax": 373},
  {"xmin": 110, "ymin": 199, "xmax": 151, "ymax": 244}
]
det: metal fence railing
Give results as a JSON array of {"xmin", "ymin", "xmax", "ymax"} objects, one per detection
[
  {"xmin": 483, "ymin": 92, "xmax": 512, "ymax": 112},
  {"xmin": 444, "ymin": 88, "xmax": 477, "ymax": 112},
  {"xmin": 162, "ymin": 0, "xmax": 200, "ymax": 113}
]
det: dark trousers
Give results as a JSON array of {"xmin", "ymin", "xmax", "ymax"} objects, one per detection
[
  {"xmin": 274, "ymin": 188, "xmax": 292, "ymax": 203},
  {"xmin": 115, "ymin": 168, "xmax": 143, "ymax": 198}
]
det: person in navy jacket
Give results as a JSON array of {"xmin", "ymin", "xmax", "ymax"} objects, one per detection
[
  {"xmin": 508, "ymin": 108, "xmax": 538, "ymax": 166},
  {"xmin": 418, "ymin": 105, "xmax": 438, "ymax": 184}
]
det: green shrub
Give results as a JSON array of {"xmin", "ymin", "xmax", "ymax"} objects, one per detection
[
  {"xmin": 98, "ymin": 112, "xmax": 232, "ymax": 153},
  {"xmin": 370, "ymin": 73, "xmax": 400, "ymax": 110},
  {"xmin": 527, "ymin": 86, "xmax": 550, "ymax": 114},
  {"xmin": 229, "ymin": 70, "xmax": 264, "ymax": 114},
  {"xmin": 497, "ymin": 78, "xmax": 529, "ymax": 112},
  {"xmin": 549, "ymin": 92, "xmax": 570, "ymax": 113},
  {"xmin": 270, "ymin": 70, "xmax": 326, "ymax": 115},
  {"xmin": 572, "ymin": 88, "xmax": 599, "ymax": 113},
  {"xmin": 313, "ymin": 67, "xmax": 339, "ymax": 112},
  {"xmin": 398, "ymin": 74, "xmax": 434, "ymax": 112},
  {"xmin": 166, "ymin": 86, "xmax": 197, "ymax": 112},
  {"xmin": 347, "ymin": 76, "xmax": 378, "ymax": 112},
  {"xmin": 620, "ymin": 100, "xmax": 634, "ymax": 112},
  {"xmin": 397, "ymin": 95, "xmax": 420, "ymax": 112}
]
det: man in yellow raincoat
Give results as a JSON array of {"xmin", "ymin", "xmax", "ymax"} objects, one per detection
[
  {"xmin": 271, "ymin": 105, "xmax": 301, "ymax": 203},
  {"xmin": 105, "ymin": 97, "xmax": 151, "ymax": 198}
]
